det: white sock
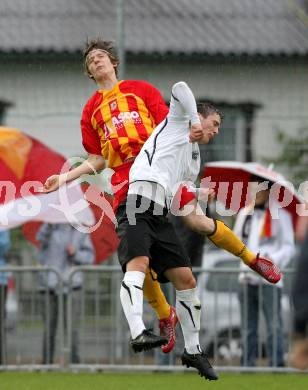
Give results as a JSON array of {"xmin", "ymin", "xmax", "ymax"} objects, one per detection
[
  {"xmin": 120, "ymin": 271, "xmax": 146, "ymax": 339},
  {"xmin": 176, "ymin": 287, "xmax": 202, "ymax": 355}
]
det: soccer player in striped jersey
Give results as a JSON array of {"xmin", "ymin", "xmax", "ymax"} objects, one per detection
[{"xmin": 42, "ymin": 38, "xmax": 177, "ymax": 354}]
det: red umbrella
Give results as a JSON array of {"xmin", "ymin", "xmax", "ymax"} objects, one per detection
[
  {"xmin": 0, "ymin": 127, "xmax": 118, "ymax": 263},
  {"xmin": 1, "ymin": 128, "xmax": 96, "ymax": 230},
  {"xmin": 202, "ymin": 161, "xmax": 304, "ymax": 229}
]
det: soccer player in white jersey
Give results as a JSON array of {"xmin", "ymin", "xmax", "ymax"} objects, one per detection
[{"xmin": 117, "ymin": 81, "xmax": 281, "ymax": 380}]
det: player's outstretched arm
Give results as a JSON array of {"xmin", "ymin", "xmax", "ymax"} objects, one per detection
[{"xmin": 39, "ymin": 154, "xmax": 105, "ymax": 193}]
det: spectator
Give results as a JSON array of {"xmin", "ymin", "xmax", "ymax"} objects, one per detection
[
  {"xmin": 36, "ymin": 223, "xmax": 94, "ymax": 364},
  {"xmin": 290, "ymin": 215, "xmax": 308, "ymax": 369},
  {"xmin": 233, "ymin": 178, "xmax": 295, "ymax": 367},
  {"xmin": 0, "ymin": 229, "xmax": 10, "ymax": 365}
]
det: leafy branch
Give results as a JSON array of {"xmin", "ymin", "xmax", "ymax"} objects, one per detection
[{"xmin": 264, "ymin": 126, "xmax": 308, "ymax": 186}]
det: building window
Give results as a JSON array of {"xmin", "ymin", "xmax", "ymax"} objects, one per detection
[
  {"xmin": 0, "ymin": 100, "xmax": 13, "ymax": 125},
  {"xmin": 198, "ymin": 103, "xmax": 260, "ymax": 165}
]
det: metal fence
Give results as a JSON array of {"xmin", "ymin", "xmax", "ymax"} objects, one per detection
[{"xmin": 0, "ymin": 265, "xmax": 305, "ymax": 372}]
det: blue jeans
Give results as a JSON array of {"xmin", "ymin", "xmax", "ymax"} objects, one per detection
[
  {"xmin": 41, "ymin": 289, "xmax": 81, "ymax": 364},
  {"xmin": 238, "ymin": 284, "xmax": 284, "ymax": 367}
]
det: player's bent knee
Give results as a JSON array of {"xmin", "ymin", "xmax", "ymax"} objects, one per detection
[
  {"xmin": 180, "ymin": 270, "xmax": 196, "ymax": 288},
  {"xmin": 165, "ymin": 267, "xmax": 196, "ymax": 290},
  {"xmin": 126, "ymin": 256, "xmax": 149, "ymax": 273},
  {"xmin": 186, "ymin": 275, "xmax": 197, "ymax": 289}
]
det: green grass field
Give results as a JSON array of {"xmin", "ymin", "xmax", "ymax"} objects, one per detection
[{"xmin": 0, "ymin": 372, "xmax": 308, "ymax": 390}]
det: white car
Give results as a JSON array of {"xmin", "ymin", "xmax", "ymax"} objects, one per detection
[{"xmin": 197, "ymin": 244, "xmax": 293, "ymax": 364}]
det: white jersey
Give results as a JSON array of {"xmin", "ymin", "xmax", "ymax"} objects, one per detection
[{"xmin": 128, "ymin": 81, "xmax": 201, "ymax": 207}]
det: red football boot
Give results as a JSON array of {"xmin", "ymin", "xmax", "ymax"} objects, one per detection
[
  {"xmin": 249, "ymin": 254, "xmax": 282, "ymax": 284},
  {"xmin": 159, "ymin": 306, "xmax": 178, "ymax": 353}
]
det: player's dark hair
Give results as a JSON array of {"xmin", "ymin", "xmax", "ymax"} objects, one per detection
[
  {"xmin": 83, "ymin": 38, "xmax": 119, "ymax": 78},
  {"xmin": 250, "ymin": 174, "xmax": 274, "ymax": 189},
  {"xmin": 197, "ymin": 102, "xmax": 223, "ymax": 120}
]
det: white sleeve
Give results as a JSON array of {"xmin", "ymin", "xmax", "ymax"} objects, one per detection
[
  {"xmin": 268, "ymin": 209, "xmax": 295, "ymax": 269},
  {"xmin": 233, "ymin": 208, "xmax": 247, "ymax": 238},
  {"xmin": 171, "ymin": 81, "xmax": 201, "ymax": 125}
]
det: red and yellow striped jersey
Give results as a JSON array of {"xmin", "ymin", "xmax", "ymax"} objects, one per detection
[{"xmin": 81, "ymin": 80, "xmax": 168, "ymax": 169}]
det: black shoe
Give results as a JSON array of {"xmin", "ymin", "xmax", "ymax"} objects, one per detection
[
  {"xmin": 130, "ymin": 329, "xmax": 168, "ymax": 353},
  {"xmin": 181, "ymin": 349, "xmax": 218, "ymax": 380}
]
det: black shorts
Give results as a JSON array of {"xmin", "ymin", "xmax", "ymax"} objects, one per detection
[{"xmin": 116, "ymin": 195, "xmax": 191, "ymax": 283}]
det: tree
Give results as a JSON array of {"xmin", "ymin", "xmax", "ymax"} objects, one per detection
[{"xmin": 265, "ymin": 126, "xmax": 308, "ymax": 187}]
